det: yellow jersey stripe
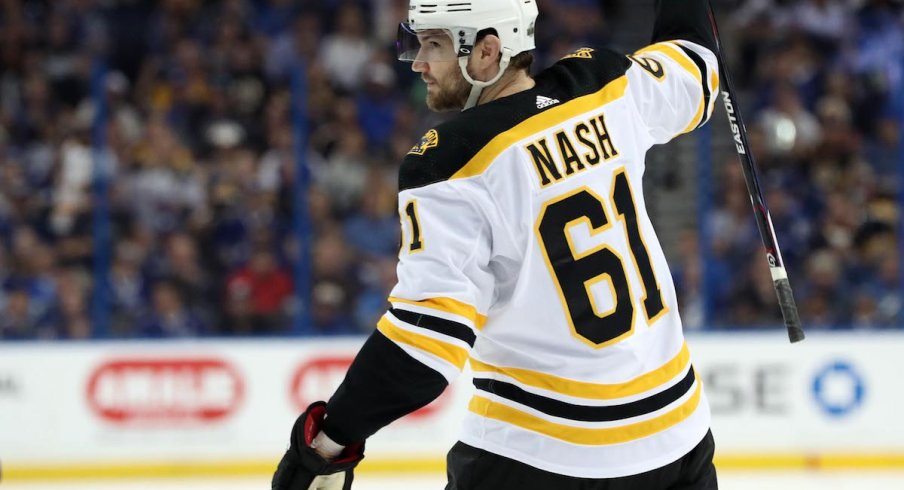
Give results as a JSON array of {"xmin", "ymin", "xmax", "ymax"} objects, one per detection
[
  {"xmin": 635, "ymin": 42, "xmax": 705, "ymax": 133},
  {"xmin": 469, "ymin": 342, "xmax": 690, "ymax": 400},
  {"xmin": 378, "ymin": 316, "xmax": 470, "ymax": 369},
  {"xmin": 388, "ymin": 296, "xmax": 488, "ymax": 330},
  {"xmin": 675, "ymin": 39, "xmax": 719, "ymax": 129},
  {"xmin": 468, "ymin": 375, "xmax": 702, "ymax": 445},
  {"xmin": 450, "ymin": 76, "xmax": 629, "ymax": 181},
  {"xmin": 710, "ymin": 68, "xmax": 720, "ymax": 110}
]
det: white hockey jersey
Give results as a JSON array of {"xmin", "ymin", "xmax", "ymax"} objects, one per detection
[{"xmin": 377, "ymin": 40, "xmax": 719, "ymax": 478}]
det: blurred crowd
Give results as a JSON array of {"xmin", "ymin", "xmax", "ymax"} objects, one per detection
[
  {"xmin": 673, "ymin": 0, "xmax": 904, "ymax": 329},
  {"xmin": 0, "ymin": 0, "xmax": 900, "ymax": 339}
]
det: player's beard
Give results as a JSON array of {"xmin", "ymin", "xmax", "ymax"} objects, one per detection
[{"xmin": 425, "ymin": 69, "xmax": 471, "ymax": 112}]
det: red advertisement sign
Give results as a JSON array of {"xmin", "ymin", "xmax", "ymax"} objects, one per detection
[{"xmin": 86, "ymin": 358, "xmax": 244, "ymax": 424}]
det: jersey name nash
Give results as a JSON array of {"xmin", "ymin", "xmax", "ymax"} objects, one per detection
[{"xmin": 524, "ymin": 111, "xmax": 620, "ymax": 188}]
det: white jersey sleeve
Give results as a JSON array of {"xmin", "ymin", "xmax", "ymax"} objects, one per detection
[
  {"xmin": 380, "ymin": 170, "xmax": 494, "ymax": 384},
  {"xmin": 627, "ymin": 40, "xmax": 719, "ymax": 144}
]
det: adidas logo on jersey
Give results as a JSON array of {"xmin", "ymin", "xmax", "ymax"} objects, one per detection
[{"xmin": 536, "ymin": 95, "xmax": 560, "ymax": 109}]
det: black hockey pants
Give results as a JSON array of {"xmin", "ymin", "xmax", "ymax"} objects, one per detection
[{"xmin": 445, "ymin": 429, "xmax": 717, "ymax": 490}]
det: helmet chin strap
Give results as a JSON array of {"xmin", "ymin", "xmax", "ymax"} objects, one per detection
[{"xmin": 458, "ymin": 49, "xmax": 512, "ymax": 111}]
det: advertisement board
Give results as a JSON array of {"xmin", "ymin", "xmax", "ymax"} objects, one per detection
[
  {"xmin": 691, "ymin": 333, "xmax": 904, "ymax": 461},
  {"xmin": 1, "ymin": 332, "xmax": 902, "ymax": 479}
]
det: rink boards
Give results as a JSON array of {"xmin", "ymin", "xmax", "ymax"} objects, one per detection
[{"xmin": 1, "ymin": 331, "xmax": 903, "ymax": 480}]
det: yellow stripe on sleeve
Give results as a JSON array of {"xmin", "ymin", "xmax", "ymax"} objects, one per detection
[
  {"xmin": 469, "ymin": 342, "xmax": 691, "ymax": 400},
  {"xmin": 389, "ymin": 296, "xmax": 488, "ymax": 330},
  {"xmin": 378, "ymin": 316, "xmax": 470, "ymax": 369},
  {"xmin": 468, "ymin": 374, "xmax": 702, "ymax": 445},
  {"xmin": 635, "ymin": 43, "xmax": 706, "ymax": 133},
  {"xmin": 710, "ymin": 68, "xmax": 720, "ymax": 112}
]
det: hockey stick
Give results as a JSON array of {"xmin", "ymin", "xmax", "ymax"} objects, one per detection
[{"xmin": 706, "ymin": 2, "xmax": 805, "ymax": 343}]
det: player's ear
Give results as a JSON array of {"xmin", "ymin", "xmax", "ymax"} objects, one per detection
[{"xmin": 475, "ymin": 33, "xmax": 502, "ymax": 65}]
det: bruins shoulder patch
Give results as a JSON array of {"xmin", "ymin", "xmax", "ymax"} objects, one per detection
[
  {"xmin": 409, "ymin": 129, "xmax": 439, "ymax": 155},
  {"xmin": 562, "ymin": 47, "xmax": 595, "ymax": 60}
]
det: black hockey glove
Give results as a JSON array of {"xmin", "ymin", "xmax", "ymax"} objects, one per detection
[{"xmin": 272, "ymin": 401, "xmax": 365, "ymax": 490}]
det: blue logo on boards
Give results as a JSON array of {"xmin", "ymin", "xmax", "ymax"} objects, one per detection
[{"xmin": 811, "ymin": 361, "xmax": 865, "ymax": 417}]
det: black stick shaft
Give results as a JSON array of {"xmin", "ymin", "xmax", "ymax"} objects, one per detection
[{"xmin": 706, "ymin": 2, "xmax": 804, "ymax": 343}]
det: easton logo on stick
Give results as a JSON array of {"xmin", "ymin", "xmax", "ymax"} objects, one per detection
[{"xmin": 722, "ymin": 92, "xmax": 745, "ymax": 154}]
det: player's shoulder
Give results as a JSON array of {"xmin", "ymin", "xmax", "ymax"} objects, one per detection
[
  {"xmin": 400, "ymin": 119, "xmax": 472, "ymax": 192},
  {"xmin": 555, "ymin": 45, "xmax": 628, "ymax": 68},
  {"xmin": 537, "ymin": 46, "xmax": 632, "ymax": 94},
  {"xmin": 399, "ymin": 102, "xmax": 529, "ymax": 191}
]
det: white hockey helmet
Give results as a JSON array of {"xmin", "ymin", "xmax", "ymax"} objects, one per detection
[
  {"xmin": 397, "ymin": 0, "xmax": 539, "ymax": 109},
  {"xmin": 398, "ymin": 0, "xmax": 538, "ymax": 63}
]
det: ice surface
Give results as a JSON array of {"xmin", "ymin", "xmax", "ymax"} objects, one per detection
[{"xmin": 3, "ymin": 471, "xmax": 904, "ymax": 489}]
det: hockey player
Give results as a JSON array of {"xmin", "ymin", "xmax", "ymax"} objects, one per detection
[{"xmin": 273, "ymin": 0, "xmax": 720, "ymax": 488}]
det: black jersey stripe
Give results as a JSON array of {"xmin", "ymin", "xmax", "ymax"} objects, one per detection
[
  {"xmin": 389, "ymin": 308, "xmax": 477, "ymax": 347},
  {"xmin": 472, "ymin": 366, "xmax": 696, "ymax": 422},
  {"xmin": 674, "ymin": 44, "xmax": 712, "ymax": 128}
]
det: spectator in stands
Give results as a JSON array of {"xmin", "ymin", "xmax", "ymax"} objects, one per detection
[
  {"xmin": 150, "ymin": 232, "xmax": 216, "ymax": 326},
  {"xmin": 126, "ymin": 114, "xmax": 203, "ymax": 234},
  {"xmin": 355, "ymin": 59, "xmax": 402, "ymax": 151},
  {"xmin": 311, "ymin": 227, "xmax": 356, "ymax": 291},
  {"xmin": 265, "ymin": 13, "xmax": 323, "ymax": 82},
  {"xmin": 353, "ymin": 256, "xmax": 396, "ymax": 333},
  {"xmin": 314, "ymin": 127, "xmax": 370, "ymax": 215},
  {"xmin": 864, "ymin": 117, "xmax": 901, "ymax": 180},
  {"xmin": 844, "ymin": 0, "xmax": 904, "ymax": 135},
  {"xmin": 110, "ymin": 240, "xmax": 149, "ymax": 337},
  {"xmin": 757, "ymin": 82, "xmax": 822, "ymax": 159},
  {"xmin": 792, "ymin": 0, "xmax": 851, "ymax": 49},
  {"xmin": 670, "ymin": 230, "xmax": 705, "ymax": 330},
  {"xmin": 0, "ymin": 280, "xmax": 57, "ymax": 339},
  {"xmin": 18, "ymin": 242, "xmax": 59, "ymax": 326},
  {"xmin": 310, "ymin": 280, "xmax": 356, "ymax": 336},
  {"xmin": 225, "ymin": 245, "xmax": 294, "ymax": 334},
  {"xmin": 343, "ymin": 180, "xmax": 399, "ymax": 260},
  {"xmin": 138, "ymin": 280, "xmax": 206, "ymax": 338},
  {"xmin": 318, "ymin": 3, "xmax": 372, "ymax": 92},
  {"xmin": 50, "ymin": 268, "xmax": 91, "ymax": 340},
  {"xmin": 799, "ymin": 248, "xmax": 850, "ymax": 328}
]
